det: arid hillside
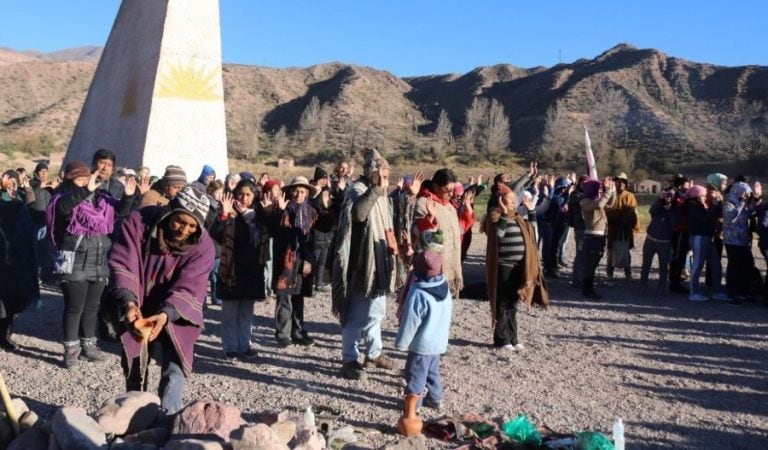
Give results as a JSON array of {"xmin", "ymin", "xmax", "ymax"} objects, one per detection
[{"xmin": 1, "ymin": 43, "xmax": 766, "ymax": 172}]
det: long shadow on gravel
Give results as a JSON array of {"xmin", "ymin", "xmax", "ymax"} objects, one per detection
[{"xmin": 629, "ymin": 421, "xmax": 768, "ymax": 449}]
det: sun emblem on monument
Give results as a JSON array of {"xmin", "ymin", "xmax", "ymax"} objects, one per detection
[{"xmin": 156, "ymin": 62, "xmax": 223, "ymax": 101}]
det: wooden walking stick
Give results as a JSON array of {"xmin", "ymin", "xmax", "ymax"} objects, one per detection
[{"xmin": 0, "ymin": 372, "xmax": 21, "ymax": 437}]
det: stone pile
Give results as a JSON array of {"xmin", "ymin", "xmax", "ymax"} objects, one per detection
[{"xmin": 0, "ymin": 391, "xmax": 426, "ymax": 450}]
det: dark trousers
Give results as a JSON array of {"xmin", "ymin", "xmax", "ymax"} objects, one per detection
[
  {"xmin": 275, "ymin": 294, "xmax": 307, "ymax": 341},
  {"xmin": 725, "ymin": 245, "xmax": 754, "ymax": 299},
  {"xmin": 669, "ymin": 231, "xmax": 690, "ymax": 290},
  {"xmin": 122, "ymin": 333, "xmax": 185, "ymax": 414},
  {"xmin": 313, "ymin": 246, "xmax": 329, "ymax": 287},
  {"xmin": 582, "ymin": 235, "xmax": 606, "ymax": 295},
  {"xmin": 571, "ymin": 229, "xmax": 585, "ymax": 286},
  {"xmin": 494, "ymin": 264, "xmax": 523, "ymax": 346},
  {"xmin": 61, "ymin": 280, "xmax": 106, "ymax": 343}
]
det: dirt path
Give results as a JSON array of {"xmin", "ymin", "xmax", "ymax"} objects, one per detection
[{"xmin": 2, "ymin": 231, "xmax": 768, "ymax": 449}]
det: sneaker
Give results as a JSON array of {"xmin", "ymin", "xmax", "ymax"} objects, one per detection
[
  {"xmin": 238, "ymin": 348, "xmax": 258, "ymax": 360},
  {"xmin": 224, "ymin": 351, "xmax": 239, "ymax": 360},
  {"xmin": 498, "ymin": 344, "xmax": 515, "ymax": 351},
  {"xmin": 340, "ymin": 361, "xmax": 367, "ymax": 380},
  {"xmin": 292, "ymin": 336, "xmax": 315, "ymax": 346},
  {"xmin": 63, "ymin": 346, "xmax": 81, "ymax": 369},
  {"xmin": 513, "ymin": 343, "xmax": 525, "ymax": 352},
  {"xmin": 422, "ymin": 397, "xmax": 444, "ymax": 411},
  {"xmin": 689, "ymin": 293, "xmax": 709, "ymax": 302},
  {"xmin": 712, "ymin": 291, "xmax": 729, "ymax": 302},
  {"xmin": 364, "ymin": 354, "xmax": 395, "ymax": 370}
]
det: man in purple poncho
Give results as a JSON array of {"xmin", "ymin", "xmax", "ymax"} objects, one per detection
[{"xmin": 109, "ymin": 186, "xmax": 214, "ymax": 413}]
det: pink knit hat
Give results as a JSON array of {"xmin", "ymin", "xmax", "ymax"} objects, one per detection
[
  {"xmin": 413, "ymin": 250, "xmax": 442, "ymax": 279},
  {"xmin": 687, "ymin": 185, "xmax": 707, "ymax": 199}
]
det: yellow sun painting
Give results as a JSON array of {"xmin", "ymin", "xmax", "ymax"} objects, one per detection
[{"xmin": 156, "ymin": 62, "xmax": 222, "ymax": 101}]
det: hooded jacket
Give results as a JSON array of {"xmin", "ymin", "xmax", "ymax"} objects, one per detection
[{"xmin": 394, "ymin": 274, "xmax": 452, "ymax": 355}]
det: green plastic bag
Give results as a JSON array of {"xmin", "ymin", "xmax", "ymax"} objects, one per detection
[
  {"xmin": 502, "ymin": 413, "xmax": 542, "ymax": 446},
  {"xmin": 576, "ymin": 431, "xmax": 614, "ymax": 450}
]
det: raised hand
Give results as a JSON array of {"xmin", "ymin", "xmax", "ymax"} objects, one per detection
[
  {"xmin": 409, "ymin": 172, "xmax": 425, "ymax": 195},
  {"xmin": 522, "ymin": 193, "xmax": 534, "ymax": 211},
  {"xmin": 529, "ymin": 161, "xmax": 536, "ymax": 176},
  {"xmin": 477, "ymin": 174, "xmax": 484, "ymax": 185},
  {"xmin": 498, "ymin": 195, "xmax": 509, "ymax": 215},
  {"xmin": 258, "ymin": 173, "xmax": 269, "ymax": 187},
  {"xmin": 396, "ymin": 177, "xmax": 404, "ymax": 190},
  {"xmin": 275, "ymin": 191, "xmax": 288, "ymax": 210},
  {"xmin": 220, "ymin": 192, "xmax": 235, "ymax": 216},
  {"xmin": 87, "ymin": 172, "xmax": 100, "ymax": 192},
  {"xmin": 463, "ymin": 190, "xmax": 475, "ymax": 213},
  {"xmin": 321, "ymin": 190, "xmax": 331, "ymax": 209},
  {"xmin": 124, "ymin": 176, "xmax": 138, "ymax": 196},
  {"xmin": 138, "ymin": 176, "xmax": 151, "ymax": 195},
  {"xmin": 754, "ymin": 181, "xmax": 762, "ymax": 199},
  {"xmin": 337, "ymin": 176, "xmax": 347, "ymax": 192}
]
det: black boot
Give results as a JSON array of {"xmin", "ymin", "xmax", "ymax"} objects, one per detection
[
  {"xmin": 0, "ymin": 317, "xmax": 18, "ymax": 351},
  {"xmin": 582, "ymin": 277, "xmax": 601, "ymax": 300}
]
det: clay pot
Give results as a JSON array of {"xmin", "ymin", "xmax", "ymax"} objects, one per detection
[{"xmin": 396, "ymin": 394, "xmax": 423, "ymax": 437}]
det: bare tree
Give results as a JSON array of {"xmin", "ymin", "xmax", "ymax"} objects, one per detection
[
  {"xmin": 297, "ymin": 96, "xmax": 327, "ymax": 154},
  {"xmin": 462, "ymin": 97, "xmax": 488, "ymax": 152},
  {"xmin": 272, "ymin": 125, "xmax": 289, "ymax": 156},
  {"xmin": 484, "ymin": 99, "xmax": 511, "ymax": 157},
  {"xmin": 432, "ymin": 109, "xmax": 453, "ymax": 159},
  {"xmin": 589, "ymin": 84, "xmax": 630, "ymax": 174},
  {"xmin": 539, "ymin": 99, "xmax": 571, "ymax": 167}
]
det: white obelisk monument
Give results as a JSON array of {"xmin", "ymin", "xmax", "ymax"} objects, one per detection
[{"xmin": 66, "ymin": 0, "xmax": 229, "ymax": 179}]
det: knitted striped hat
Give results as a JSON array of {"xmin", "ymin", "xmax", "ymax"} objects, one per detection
[
  {"xmin": 420, "ymin": 229, "xmax": 445, "ymax": 253},
  {"xmin": 162, "ymin": 165, "xmax": 188, "ymax": 184},
  {"xmin": 169, "ymin": 186, "xmax": 210, "ymax": 229}
]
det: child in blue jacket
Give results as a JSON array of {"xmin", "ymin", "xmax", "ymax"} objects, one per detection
[{"xmin": 395, "ymin": 249, "xmax": 453, "ymax": 411}]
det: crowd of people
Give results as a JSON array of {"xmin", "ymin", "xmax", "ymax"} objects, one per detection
[{"xmin": 0, "ymin": 147, "xmax": 766, "ymax": 416}]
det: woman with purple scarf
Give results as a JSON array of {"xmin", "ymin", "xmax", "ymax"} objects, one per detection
[
  {"xmin": 46, "ymin": 160, "xmax": 138, "ymax": 368},
  {"xmin": 268, "ymin": 176, "xmax": 318, "ymax": 347},
  {"xmin": 109, "ymin": 187, "xmax": 214, "ymax": 413}
]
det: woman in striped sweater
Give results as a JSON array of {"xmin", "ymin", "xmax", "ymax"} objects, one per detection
[{"xmin": 483, "ymin": 184, "xmax": 548, "ymax": 351}]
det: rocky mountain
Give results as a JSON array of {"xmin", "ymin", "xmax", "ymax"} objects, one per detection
[{"xmin": 1, "ymin": 44, "xmax": 766, "ymax": 171}]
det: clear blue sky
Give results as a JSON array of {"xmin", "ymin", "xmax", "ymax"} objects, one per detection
[{"xmin": 1, "ymin": 0, "xmax": 766, "ymax": 77}]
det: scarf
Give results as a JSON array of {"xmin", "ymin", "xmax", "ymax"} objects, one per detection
[
  {"xmin": 235, "ymin": 202, "xmax": 260, "ymax": 245},
  {"xmin": 284, "ymin": 200, "xmax": 313, "ymax": 236},
  {"xmin": 154, "ymin": 223, "xmax": 193, "ymax": 255},
  {"xmin": 46, "ymin": 190, "xmax": 116, "ymax": 246}
]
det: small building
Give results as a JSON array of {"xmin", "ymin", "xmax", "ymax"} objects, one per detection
[{"xmin": 633, "ymin": 179, "xmax": 662, "ymax": 194}]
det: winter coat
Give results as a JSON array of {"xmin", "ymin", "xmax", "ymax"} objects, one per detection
[
  {"xmin": 394, "ymin": 274, "xmax": 452, "ymax": 355},
  {"xmin": 48, "ymin": 184, "xmax": 136, "ymax": 283},
  {"xmin": 0, "ymin": 198, "xmax": 39, "ymax": 318},
  {"xmin": 209, "ymin": 208, "xmax": 267, "ymax": 300}
]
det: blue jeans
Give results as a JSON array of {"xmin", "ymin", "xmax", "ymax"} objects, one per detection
[
  {"xmin": 689, "ymin": 235, "xmax": 722, "ymax": 295},
  {"xmin": 123, "ymin": 334, "xmax": 185, "ymax": 414},
  {"xmin": 221, "ymin": 299, "xmax": 255, "ymax": 353},
  {"xmin": 208, "ymin": 258, "xmax": 221, "ymax": 303},
  {"xmin": 341, "ymin": 292, "xmax": 386, "ymax": 363},
  {"xmin": 404, "ymin": 353, "xmax": 443, "ymax": 406}
]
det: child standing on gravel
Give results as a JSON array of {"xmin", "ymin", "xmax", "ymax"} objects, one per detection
[{"xmin": 395, "ymin": 249, "xmax": 453, "ymax": 412}]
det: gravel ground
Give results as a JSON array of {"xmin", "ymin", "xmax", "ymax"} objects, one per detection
[{"xmin": 3, "ymin": 230, "xmax": 768, "ymax": 449}]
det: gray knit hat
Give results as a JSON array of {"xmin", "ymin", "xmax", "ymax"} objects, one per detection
[{"xmin": 162, "ymin": 165, "xmax": 188, "ymax": 184}]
